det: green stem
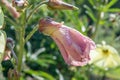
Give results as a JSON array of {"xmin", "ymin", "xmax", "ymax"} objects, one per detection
[
  {"xmin": 91, "ymin": 11, "xmax": 102, "ymax": 39},
  {"xmin": 17, "ymin": 11, "xmax": 26, "ymax": 79},
  {"xmin": 14, "ymin": 1, "xmax": 47, "ymax": 79},
  {"xmin": 26, "ymin": 1, "xmax": 48, "ymax": 22},
  {"xmin": 25, "ymin": 25, "xmax": 39, "ymax": 42},
  {"xmin": 17, "ymin": 27, "xmax": 25, "ymax": 72}
]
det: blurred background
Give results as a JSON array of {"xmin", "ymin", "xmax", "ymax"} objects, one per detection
[{"xmin": 0, "ymin": 0, "xmax": 120, "ymax": 80}]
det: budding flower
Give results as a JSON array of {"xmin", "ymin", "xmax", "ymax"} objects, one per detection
[
  {"xmin": 39, "ymin": 18, "xmax": 96, "ymax": 66},
  {"xmin": 47, "ymin": 0, "xmax": 78, "ymax": 10},
  {"xmin": 12, "ymin": 0, "xmax": 28, "ymax": 12}
]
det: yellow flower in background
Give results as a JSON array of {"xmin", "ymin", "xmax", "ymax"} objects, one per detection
[{"xmin": 89, "ymin": 41, "xmax": 120, "ymax": 69}]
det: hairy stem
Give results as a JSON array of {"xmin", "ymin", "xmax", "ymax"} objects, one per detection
[
  {"xmin": 17, "ymin": 27, "xmax": 25, "ymax": 72},
  {"xmin": 17, "ymin": 12, "xmax": 26, "ymax": 79}
]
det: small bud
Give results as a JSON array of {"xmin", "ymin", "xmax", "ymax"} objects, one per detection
[
  {"xmin": 6, "ymin": 38, "xmax": 15, "ymax": 49},
  {"xmin": 7, "ymin": 38, "xmax": 15, "ymax": 48},
  {"xmin": 12, "ymin": 0, "xmax": 28, "ymax": 12},
  {"xmin": 47, "ymin": 0, "xmax": 78, "ymax": 10}
]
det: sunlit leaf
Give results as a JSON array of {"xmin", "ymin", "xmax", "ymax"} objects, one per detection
[
  {"xmin": 103, "ymin": 0, "xmax": 118, "ymax": 12},
  {"xmin": 108, "ymin": 8, "xmax": 120, "ymax": 12},
  {"xmin": 36, "ymin": 59, "xmax": 56, "ymax": 67},
  {"xmin": 24, "ymin": 69, "xmax": 55, "ymax": 80},
  {"xmin": 28, "ymin": 58, "xmax": 56, "ymax": 68},
  {"xmin": 0, "ymin": 30, "xmax": 6, "ymax": 62},
  {"xmin": 84, "ymin": 5, "xmax": 97, "ymax": 22},
  {"xmin": 88, "ymin": 0, "xmax": 95, "ymax": 6},
  {"xmin": 0, "ymin": 7, "xmax": 4, "ymax": 29}
]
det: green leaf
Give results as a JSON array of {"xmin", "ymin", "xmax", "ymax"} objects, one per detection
[
  {"xmin": 25, "ymin": 69, "xmax": 55, "ymax": 80},
  {"xmin": 103, "ymin": 0, "xmax": 118, "ymax": 12},
  {"xmin": 84, "ymin": 5, "xmax": 97, "ymax": 22},
  {"xmin": 0, "ymin": 7, "xmax": 4, "ymax": 29},
  {"xmin": 0, "ymin": 30, "xmax": 7, "ymax": 62},
  {"xmin": 108, "ymin": 8, "xmax": 120, "ymax": 12},
  {"xmin": 88, "ymin": 0, "xmax": 95, "ymax": 6}
]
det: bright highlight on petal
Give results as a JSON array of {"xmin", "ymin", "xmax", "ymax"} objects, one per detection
[
  {"xmin": 39, "ymin": 18, "xmax": 96, "ymax": 66},
  {"xmin": 89, "ymin": 41, "xmax": 120, "ymax": 69}
]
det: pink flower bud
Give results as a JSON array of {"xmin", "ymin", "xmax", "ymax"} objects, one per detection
[
  {"xmin": 3, "ymin": 49, "xmax": 11, "ymax": 61},
  {"xmin": 47, "ymin": 0, "xmax": 78, "ymax": 10},
  {"xmin": 12, "ymin": 0, "xmax": 27, "ymax": 7},
  {"xmin": 39, "ymin": 18, "xmax": 96, "ymax": 66},
  {"xmin": 12, "ymin": 0, "xmax": 28, "ymax": 12},
  {"xmin": 1, "ymin": 0, "xmax": 20, "ymax": 18}
]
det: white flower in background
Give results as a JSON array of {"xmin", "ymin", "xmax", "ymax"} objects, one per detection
[{"xmin": 89, "ymin": 41, "xmax": 120, "ymax": 69}]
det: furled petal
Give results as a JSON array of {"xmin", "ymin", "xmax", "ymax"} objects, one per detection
[
  {"xmin": 51, "ymin": 26, "xmax": 95, "ymax": 66},
  {"xmin": 39, "ymin": 18, "xmax": 96, "ymax": 66}
]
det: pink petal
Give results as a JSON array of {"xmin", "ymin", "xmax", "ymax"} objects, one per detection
[
  {"xmin": 51, "ymin": 26, "xmax": 94, "ymax": 66},
  {"xmin": 39, "ymin": 18, "xmax": 96, "ymax": 66}
]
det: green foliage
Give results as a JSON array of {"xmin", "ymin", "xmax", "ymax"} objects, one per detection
[
  {"xmin": 24, "ymin": 69, "xmax": 55, "ymax": 80},
  {"xmin": 0, "ymin": 7, "xmax": 4, "ymax": 29},
  {"xmin": 0, "ymin": 0, "xmax": 120, "ymax": 80}
]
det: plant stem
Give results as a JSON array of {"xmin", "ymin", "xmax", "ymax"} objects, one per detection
[
  {"xmin": 14, "ymin": 1, "xmax": 47, "ymax": 79},
  {"xmin": 91, "ymin": 11, "xmax": 102, "ymax": 39},
  {"xmin": 25, "ymin": 25, "xmax": 39, "ymax": 42},
  {"xmin": 26, "ymin": 1, "xmax": 48, "ymax": 22},
  {"xmin": 17, "ymin": 27, "xmax": 25, "ymax": 72},
  {"xmin": 17, "ymin": 11, "xmax": 26, "ymax": 79}
]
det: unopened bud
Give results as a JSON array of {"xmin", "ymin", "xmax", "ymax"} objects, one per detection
[
  {"xmin": 47, "ymin": 0, "xmax": 78, "ymax": 10},
  {"xmin": 12, "ymin": 0, "xmax": 28, "ymax": 12},
  {"xmin": 6, "ymin": 38, "xmax": 15, "ymax": 49}
]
